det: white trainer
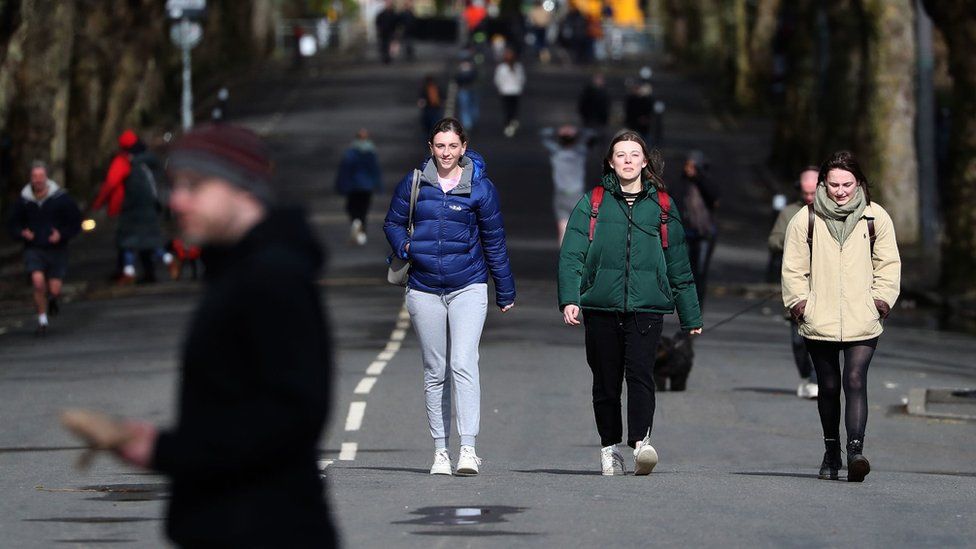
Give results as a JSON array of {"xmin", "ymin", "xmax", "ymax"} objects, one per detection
[
  {"xmin": 600, "ymin": 445, "xmax": 626, "ymax": 476},
  {"xmin": 455, "ymin": 445, "xmax": 482, "ymax": 475},
  {"xmin": 430, "ymin": 449, "xmax": 452, "ymax": 475},
  {"xmin": 350, "ymin": 219, "xmax": 363, "ymax": 242},
  {"xmin": 634, "ymin": 433, "xmax": 659, "ymax": 476},
  {"xmin": 797, "ymin": 381, "xmax": 810, "ymax": 398},
  {"xmin": 806, "ymin": 382, "xmax": 819, "ymax": 399}
]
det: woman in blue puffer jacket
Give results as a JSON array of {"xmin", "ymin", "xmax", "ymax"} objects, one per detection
[{"xmin": 384, "ymin": 117, "xmax": 515, "ymax": 477}]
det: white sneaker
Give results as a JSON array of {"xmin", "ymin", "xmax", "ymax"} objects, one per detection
[
  {"xmin": 634, "ymin": 433, "xmax": 658, "ymax": 476},
  {"xmin": 350, "ymin": 219, "xmax": 363, "ymax": 242},
  {"xmin": 355, "ymin": 231, "xmax": 367, "ymax": 246},
  {"xmin": 797, "ymin": 380, "xmax": 818, "ymax": 399},
  {"xmin": 455, "ymin": 445, "xmax": 481, "ymax": 475},
  {"xmin": 430, "ymin": 449, "xmax": 452, "ymax": 475},
  {"xmin": 600, "ymin": 445, "xmax": 625, "ymax": 476}
]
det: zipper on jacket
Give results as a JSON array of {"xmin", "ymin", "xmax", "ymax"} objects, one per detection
[
  {"xmin": 838, "ymin": 241, "xmax": 844, "ymax": 341},
  {"xmin": 623, "ymin": 197, "xmax": 634, "ymax": 312}
]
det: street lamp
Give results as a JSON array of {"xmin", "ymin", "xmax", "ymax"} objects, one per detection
[{"xmin": 167, "ymin": 0, "xmax": 207, "ymax": 131}]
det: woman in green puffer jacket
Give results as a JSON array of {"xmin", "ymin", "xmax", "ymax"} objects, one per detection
[{"xmin": 558, "ymin": 130, "xmax": 702, "ymax": 477}]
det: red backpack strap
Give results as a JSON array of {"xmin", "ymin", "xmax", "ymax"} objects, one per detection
[
  {"xmin": 658, "ymin": 190, "xmax": 671, "ymax": 249},
  {"xmin": 588, "ymin": 186, "xmax": 605, "ymax": 241}
]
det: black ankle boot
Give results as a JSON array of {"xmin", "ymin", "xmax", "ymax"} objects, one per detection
[
  {"xmin": 847, "ymin": 438, "xmax": 870, "ymax": 482},
  {"xmin": 818, "ymin": 438, "xmax": 842, "ymax": 480}
]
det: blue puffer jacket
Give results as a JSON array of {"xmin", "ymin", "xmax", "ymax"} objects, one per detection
[{"xmin": 384, "ymin": 151, "xmax": 516, "ymax": 307}]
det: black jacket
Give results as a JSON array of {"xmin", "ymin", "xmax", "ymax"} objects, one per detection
[
  {"xmin": 6, "ymin": 181, "xmax": 81, "ymax": 250},
  {"xmin": 152, "ymin": 209, "xmax": 336, "ymax": 548}
]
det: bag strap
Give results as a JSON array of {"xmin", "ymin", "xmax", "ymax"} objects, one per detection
[
  {"xmin": 407, "ymin": 169, "xmax": 420, "ymax": 235},
  {"xmin": 588, "ymin": 186, "xmax": 605, "ymax": 241},
  {"xmin": 658, "ymin": 190, "xmax": 671, "ymax": 249}
]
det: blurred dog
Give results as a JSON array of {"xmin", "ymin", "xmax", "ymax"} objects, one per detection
[{"xmin": 654, "ymin": 331, "xmax": 694, "ymax": 391}]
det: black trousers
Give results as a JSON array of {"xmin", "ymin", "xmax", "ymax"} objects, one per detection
[
  {"xmin": 345, "ymin": 191, "xmax": 372, "ymax": 227},
  {"xmin": 583, "ymin": 310, "xmax": 663, "ymax": 448},
  {"xmin": 500, "ymin": 95, "xmax": 520, "ymax": 125}
]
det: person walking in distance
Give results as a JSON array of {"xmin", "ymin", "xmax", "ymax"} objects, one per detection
[
  {"xmin": 335, "ymin": 128, "xmax": 383, "ymax": 246},
  {"xmin": 455, "ymin": 50, "xmax": 480, "ymax": 131},
  {"xmin": 541, "ymin": 124, "xmax": 592, "ymax": 245},
  {"xmin": 375, "ymin": 0, "xmax": 398, "ymax": 64},
  {"xmin": 558, "ymin": 130, "xmax": 702, "ymax": 476},
  {"xmin": 782, "ymin": 151, "xmax": 901, "ymax": 482},
  {"xmin": 5, "ymin": 161, "xmax": 81, "ymax": 336},
  {"xmin": 769, "ymin": 166, "xmax": 819, "ymax": 399},
  {"xmin": 110, "ymin": 124, "xmax": 338, "ymax": 546},
  {"xmin": 493, "ymin": 48, "xmax": 526, "ymax": 138},
  {"xmin": 384, "ymin": 117, "xmax": 516, "ymax": 476},
  {"xmin": 680, "ymin": 150, "xmax": 718, "ymax": 308}
]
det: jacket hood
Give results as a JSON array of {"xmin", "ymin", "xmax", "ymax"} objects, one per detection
[
  {"xmin": 21, "ymin": 180, "xmax": 62, "ymax": 205},
  {"xmin": 420, "ymin": 150, "xmax": 486, "ymax": 195}
]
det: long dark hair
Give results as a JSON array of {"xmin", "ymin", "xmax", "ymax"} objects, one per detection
[
  {"xmin": 818, "ymin": 150, "xmax": 871, "ymax": 203},
  {"xmin": 428, "ymin": 117, "xmax": 467, "ymax": 145},
  {"xmin": 603, "ymin": 130, "xmax": 666, "ymax": 191}
]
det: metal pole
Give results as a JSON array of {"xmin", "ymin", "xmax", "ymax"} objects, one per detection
[
  {"xmin": 181, "ymin": 19, "xmax": 194, "ymax": 131},
  {"xmin": 915, "ymin": 0, "xmax": 938, "ymax": 251}
]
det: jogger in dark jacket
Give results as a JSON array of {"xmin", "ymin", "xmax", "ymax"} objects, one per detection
[
  {"xmin": 558, "ymin": 130, "xmax": 702, "ymax": 476},
  {"xmin": 6, "ymin": 161, "xmax": 81, "ymax": 334},
  {"xmin": 384, "ymin": 117, "xmax": 515, "ymax": 476}
]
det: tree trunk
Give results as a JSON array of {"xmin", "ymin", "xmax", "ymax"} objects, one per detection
[
  {"xmin": 732, "ymin": 0, "xmax": 753, "ymax": 108},
  {"xmin": 747, "ymin": 0, "xmax": 781, "ymax": 108},
  {"xmin": 860, "ymin": 0, "xmax": 919, "ymax": 244},
  {"xmin": 921, "ymin": 0, "xmax": 976, "ymax": 296}
]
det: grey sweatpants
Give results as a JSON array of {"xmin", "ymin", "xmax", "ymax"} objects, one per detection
[{"xmin": 406, "ymin": 283, "xmax": 488, "ymax": 449}]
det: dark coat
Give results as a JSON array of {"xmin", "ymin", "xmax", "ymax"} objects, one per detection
[
  {"xmin": 335, "ymin": 141, "xmax": 382, "ymax": 195},
  {"xmin": 578, "ymin": 84, "xmax": 610, "ymax": 127},
  {"xmin": 6, "ymin": 181, "xmax": 81, "ymax": 250},
  {"xmin": 117, "ymin": 151, "xmax": 164, "ymax": 250},
  {"xmin": 384, "ymin": 151, "xmax": 516, "ymax": 307},
  {"xmin": 152, "ymin": 209, "xmax": 336, "ymax": 548}
]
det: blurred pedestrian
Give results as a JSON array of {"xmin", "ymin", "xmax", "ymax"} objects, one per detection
[
  {"xmin": 559, "ymin": 5, "xmax": 589, "ymax": 64},
  {"xmin": 527, "ymin": 0, "xmax": 553, "ymax": 62},
  {"xmin": 384, "ymin": 117, "xmax": 516, "ymax": 476},
  {"xmin": 91, "ymin": 130, "xmax": 171, "ymax": 284},
  {"xmin": 455, "ymin": 50, "xmax": 480, "ymax": 130},
  {"xmin": 375, "ymin": 0, "xmax": 398, "ymax": 64},
  {"xmin": 111, "ymin": 124, "xmax": 338, "ymax": 546},
  {"xmin": 397, "ymin": 0, "xmax": 417, "ymax": 61},
  {"xmin": 493, "ymin": 48, "xmax": 525, "ymax": 137},
  {"xmin": 418, "ymin": 74, "xmax": 444, "ymax": 138},
  {"xmin": 558, "ymin": 130, "xmax": 702, "ymax": 476},
  {"xmin": 624, "ymin": 69, "xmax": 656, "ymax": 142},
  {"xmin": 5, "ymin": 161, "xmax": 81, "ymax": 336},
  {"xmin": 540, "ymin": 124, "xmax": 592, "ymax": 244},
  {"xmin": 335, "ymin": 128, "xmax": 383, "ymax": 246},
  {"xmin": 782, "ymin": 150, "xmax": 901, "ymax": 483},
  {"xmin": 681, "ymin": 150, "xmax": 718, "ymax": 308},
  {"xmin": 577, "ymin": 72, "xmax": 610, "ymax": 134},
  {"xmin": 768, "ymin": 166, "xmax": 819, "ymax": 399}
]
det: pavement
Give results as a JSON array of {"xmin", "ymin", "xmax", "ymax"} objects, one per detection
[{"xmin": 0, "ymin": 42, "xmax": 974, "ymax": 548}]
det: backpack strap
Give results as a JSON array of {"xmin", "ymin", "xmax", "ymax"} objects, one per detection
[
  {"xmin": 806, "ymin": 203, "xmax": 815, "ymax": 265},
  {"xmin": 867, "ymin": 217, "xmax": 876, "ymax": 256},
  {"xmin": 658, "ymin": 190, "xmax": 671, "ymax": 249},
  {"xmin": 406, "ymin": 169, "xmax": 420, "ymax": 236},
  {"xmin": 588, "ymin": 186, "xmax": 605, "ymax": 241}
]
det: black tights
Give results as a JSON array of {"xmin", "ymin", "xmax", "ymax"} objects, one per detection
[{"xmin": 805, "ymin": 338, "xmax": 878, "ymax": 441}]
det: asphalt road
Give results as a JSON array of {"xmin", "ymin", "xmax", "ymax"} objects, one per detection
[{"xmin": 0, "ymin": 44, "xmax": 974, "ymax": 548}]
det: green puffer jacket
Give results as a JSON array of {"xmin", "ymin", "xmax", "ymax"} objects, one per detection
[{"xmin": 558, "ymin": 174, "xmax": 702, "ymax": 330}]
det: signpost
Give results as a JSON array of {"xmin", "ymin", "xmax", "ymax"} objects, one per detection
[{"xmin": 167, "ymin": 1, "xmax": 206, "ymax": 131}]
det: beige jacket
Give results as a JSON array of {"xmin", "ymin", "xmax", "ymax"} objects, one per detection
[{"xmin": 782, "ymin": 202, "xmax": 901, "ymax": 342}]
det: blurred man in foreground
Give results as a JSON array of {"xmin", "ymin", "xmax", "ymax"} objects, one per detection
[{"xmin": 111, "ymin": 124, "xmax": 337, "ymax": 547}]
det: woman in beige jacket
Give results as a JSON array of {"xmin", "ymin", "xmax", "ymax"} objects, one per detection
[{"xmin": 782, "ymin": 151, "xmax": 901, "ymax": 483}]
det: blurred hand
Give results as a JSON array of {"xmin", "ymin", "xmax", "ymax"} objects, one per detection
[
  {"xmin": 874, "ymin": 299, "xmax": 890, "ymax": 320},
  {"xmin": 114, "ymin": 420, "xmax": 158, "ymax": 469},
  {"xmin": 790, "ymin": 300, "xmax": 807, "ymax": 323},
  {"xmin": 689, "ymin": 328, "xmax": 702, "ymax": 335},
  {"xmin": 21, "ymin": 228, "xmax": 34, "ymax": 241},
  {"xmin": 563, "ymin": 304, "xmax": 581, "ymax": 326},
  {"xmin": 48, "ymin": 228, "xmax": 61, "ymax": 244},
  {"xmin": 500, "ymin": 303, "xmax": 514, "ymax": 313}
]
